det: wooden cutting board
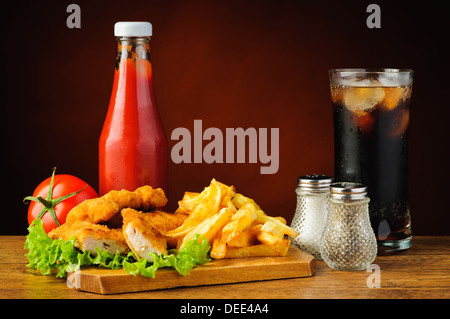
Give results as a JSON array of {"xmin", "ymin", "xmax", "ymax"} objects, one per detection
[{"xmin": 66, "ymin": 246, "xmax": 315, "ymax": 294}]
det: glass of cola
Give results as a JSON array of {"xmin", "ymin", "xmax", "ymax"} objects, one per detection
[{"xmin": 329, "ymin": 68, "xmax": 414, "ymax": 252}]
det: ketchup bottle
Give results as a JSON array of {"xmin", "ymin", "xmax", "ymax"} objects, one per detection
[{"xmin": 99, "ymin": 22, "xmax": 168, "ymax": 195}]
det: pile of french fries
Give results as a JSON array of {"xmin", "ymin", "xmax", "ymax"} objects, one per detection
[{"xmin": 166, "ymin": 179, "xmax": 298, "ymax": 259}]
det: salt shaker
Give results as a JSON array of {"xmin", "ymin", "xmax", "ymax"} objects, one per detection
[
  {"xmin": 290, "ymin": 175, "xmax": 333, "ymax": 259},
  {"xmin": 320, "ymin": 182, "xmax": 377, "ymax": 270}
]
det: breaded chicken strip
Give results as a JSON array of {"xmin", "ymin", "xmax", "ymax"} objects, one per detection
[
  {"xmin": 135, "ymin": 186, "xmax": 168, "ymax": 210},
  {"xmin": 65, "ymin": 186, "xmax": 168, "ymax": 226},
  {"xmin": 48, "ymin": 221, "xmax": 129, "ymax": 255},
  {"xmin": 145, "ymin": 210, "xmax": 188, "ymax": 248},
  {"xmin": 103, "ymin": 189, "xmax": 141, "ymax": 210},
  {"xmin": 121, "ymin": 208, "xmax": 167, "ymax": 261},
  {"xmin": 99, "ymin": 189, "xmax": 141, "ymax": 228},
  {"xmin": 145, "ymin": 210, "xmax": 188, "ymax": 236},
  {"xmin": 65, "ymin": 197, "xmax": 120, "ymax": 225}
]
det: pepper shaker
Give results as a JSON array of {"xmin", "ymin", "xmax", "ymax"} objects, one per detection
[
  {"xmin": 290, "ymin": 175, "xmax": 333, "ymax": 259},
  {"xmin": 320, "ymin": 182, "xmax": 377, "ymax": 270}
]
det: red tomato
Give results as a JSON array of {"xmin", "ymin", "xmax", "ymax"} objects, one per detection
[{"xmin": 26, "ymin": 169, "xmax": 98, "ymax": 233}]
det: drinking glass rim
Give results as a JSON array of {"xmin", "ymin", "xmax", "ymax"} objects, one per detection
[{"xmin": 329, "ymin": 68, "xmax": 414, "ymax": 75}]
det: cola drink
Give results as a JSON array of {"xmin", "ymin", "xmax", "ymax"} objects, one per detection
[{"xmin": 330, "ymin": 69, "xmax": 414, "ymax": 252}]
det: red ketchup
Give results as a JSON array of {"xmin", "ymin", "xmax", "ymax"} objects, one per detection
[{"xmin": 99, "ymin": 22, "xmax": 167, "ymax": 195}]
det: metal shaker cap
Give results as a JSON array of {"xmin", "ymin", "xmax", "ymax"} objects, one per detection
[
  {"xmin": 330, "ymin": 182, "xmax": 368, "ymax": 200},
  {"xmin": 297, "ymin": 175, "xmax": 333, "ymax": 191}
]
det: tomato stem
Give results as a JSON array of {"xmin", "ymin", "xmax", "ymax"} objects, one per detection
[
  {"xmin": 36, "ymin": 196, "xmax": 51, "ymax": 208},
  {"xmin": 23, "ymin": 168, "xmax": 88, "ymax": 228}
]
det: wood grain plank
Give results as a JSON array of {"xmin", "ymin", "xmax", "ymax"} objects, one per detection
[
  {"xmin": 68, "ymin": 246, "xmax": 315, "ymax": 294},
  {"xmin": 3, "ymin": 236, "xmax": 450, "ymax": 299}
]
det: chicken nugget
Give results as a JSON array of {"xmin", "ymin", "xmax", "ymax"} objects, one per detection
[
  {"xmin": 98, "ymin": 189, "xmax": 142, "ymax": 228},
  {"xmin": 103, "ymin": 189, "xmax": 142, "ymax": 210},
  {"xmin": 65, "ymin": 197, "xmax": 120, "ymax": 225},
  {"xmin": 146, "ymin": 210, "xmax": 187, "ymax": 235},
  {"xmin": 146, "ymin": 210, "xmax": 188, "ymax": 248},
  {"xmin": 135, "ymin": 186, "xmax": 168, "ymax": 210},
  {"xmin": 121, "ymin": 208, "xmax": 167, "ymax": 262},
  {"xmin": 65, "ymin": 186, "xmax": 168, "ymax": 227},
  {"xmin": 48, "ymin": 221, "xmax": 129, "ymax": 255}
]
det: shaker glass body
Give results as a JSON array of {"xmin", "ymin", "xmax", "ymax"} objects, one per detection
[
  {"xmin": 320, "ymin": 183, "xmax": 377, "ymax": 271},
  {"xmin": 290, "ymin": 175, "xmax": 332, "ymax": 259}
]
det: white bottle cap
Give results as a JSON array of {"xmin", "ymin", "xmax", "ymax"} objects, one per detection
[{"xmin": 114, "ymin": 22, "xmax": 152, "ymax": 37}]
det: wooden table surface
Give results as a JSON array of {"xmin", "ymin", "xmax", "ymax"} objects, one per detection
[{"xmin": 1, "ymin": 236, "xmax": 449, "ymax": 299}]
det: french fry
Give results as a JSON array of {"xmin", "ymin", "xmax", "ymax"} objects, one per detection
[
  {"xmin": 210, "ymin": 230, "xmax": 227, "ymax": 259},
  {"xmin": 178, "ymin": 189, "xmax": 207, "ymax": 212},
  {"xmin": 231, "ymin": 193, "xmax": 298, "ymax": 238},
  {"xmin": 231, "ymin": 203, "xmax": 256, "ymax": 221},
  {"xmin": 176, "ymin": 237, "xmax": 183, "ymax": 250},
  {"xmin": 256, "ymin": 211, "xmax": 298, "ymax": 238},
  {"xmin": 257, "ymin": 231, "xmax": 281, "ymax": 245},
  {"xmin": 174, "ymin": 206, "xmax": 188, "ymax": 215},
  {"xmin": 175, "ymin": 193, "xmax": 199, "ymax": 215},
  {"xmin": 257, "ymin": 231, "xmax": 282, "ymax": 246},
  {"xmin": 183, "ymin": 192, "xmax": 200, "ymax": 200},
  {"xmin": 216, "ymin": 181, "xmax": 233, "ymax": 194},
  {"xmin": 231, "ymin": 193, "xmax": 261, "ymax": 210},
  {"xmin": 257, "ymin": 220, "xmax": 284, "ymax": 245},
  {"xmin": 261, "ymin": 220, "xmax": 284, "ymax": 238},
  {"xmin": 179, "ymin": 208, "xmax": 233, "ymax": 250},
  {"xmin": 171, "ymin": 179, "xmax": 297, "ymax": 261},
  {"xmin": 222, "ymin": 203, "xmax": 257, "ymax": 243},
  {"xmin": 226, "ymin": 201, "xmax": 238, "ymax": 214},
  {"xmin": 167, "ymin": 179, "xmax": 222, "ymax": 238},
  {"xmin": 224, "ymin": 239, "xmax": 290, "ymax": 258},
  {"xmin": 274, "ymin": 216, "xmax": 287, "ymax": 224},
  {"xmin": 227, "ymin": 224, "xmax": 261, "ymax": 247},
  {"xmin": 219, "ymin": 185, "xmax": 237, "ymax": 212}
]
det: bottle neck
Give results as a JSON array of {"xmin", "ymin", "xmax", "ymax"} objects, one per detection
[
  {"xmin": 115, "ymin": 37, "xmax": 151, "ymax": 70},
  {"xmin": 107, "ymin": 35, "xmax": 156, "ymax": 118}
]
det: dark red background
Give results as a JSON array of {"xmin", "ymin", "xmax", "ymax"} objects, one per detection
[{"xmin": 3, "ymin": 0, "xmax": 449, "ymax": 235}]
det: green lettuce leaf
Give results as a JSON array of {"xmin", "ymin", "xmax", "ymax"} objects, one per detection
[
  {"xmin": 123, "ymin": 234, "xmax": 211, "ymax": 277},
  {"xmin": 24, "ymin": 219, "xmax": 136, "ymax": 278},
  {"xmin": 24, "ymin": 219, "xmax": 211, "ymax": 278}
]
